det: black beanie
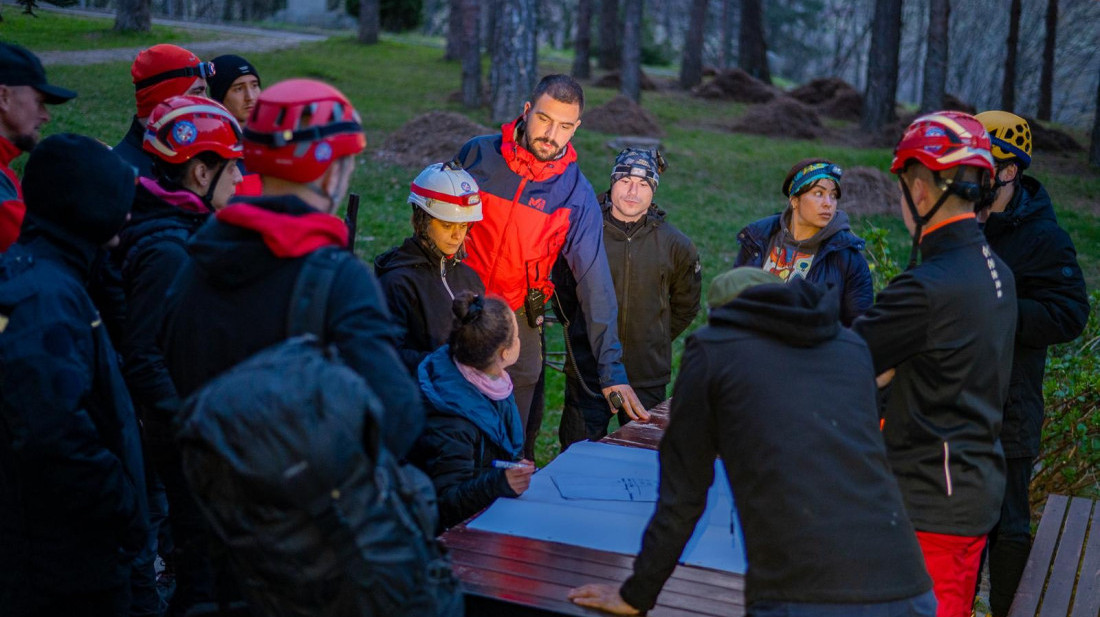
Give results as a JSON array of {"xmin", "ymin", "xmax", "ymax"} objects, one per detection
[
  {"xmin": 23, "ymin": 134, "xmax": 135, "ymax": 245},
  {"xmin": 207, "ymin": 54, "xmax": 260, "ymax": 103}
]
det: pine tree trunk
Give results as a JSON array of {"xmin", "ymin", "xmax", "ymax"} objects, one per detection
[
  {"xmin": 490, "ymin": 0, "xmax": 538, "ymax": 124},
  {"xmin": 114, "ymin": 0, "xmax": 150, "ymax": 32},
  {"xmin": 460, "ymin": 0, "xmax": 481, "ymax": 108},
  {"xmin": 358, "ymin": 0, "xmax": 380, "ymax": 44},
  {"xmin": 598, "ymin": 0, "xmax": 620, "ymax": 70},
  {"xmin": 738, "ymin": 0, "xmax": 770, "ymax": 83},
  {"xmin": 719, "ymin": 0, "xmax": 735, "ymax": 69},
  {"xmin": 679, "ymin": 0, "xmax": 707, "ymax": 89},
  {"xmin": 861, "ymin": 0, "xmax": 903, "ymax": 133},
  {"xmin": 1001, "ymin": 0, "xmax": 1021, "ymax": 111},
  {"xmin": 1037, "ymin": 0, "xmax": 1057, "ymax": 121},
  {"xmin": 620, "ymin": 0, "xmax": 642, "ymax": 102},
  {"xmin": 445, "ymin": 0, "xmax": 462, "ymax": 60},
  {"xmin": 920, "ymin": 0, "xmax": 949, "ymax": 113},
  {"xmin": 572, "ymin": 0, "xmax": 592, "ymax": 78},
  {"xmin": 1090, "ymin": 63, "xmax": 1100, "ymax": 167}
]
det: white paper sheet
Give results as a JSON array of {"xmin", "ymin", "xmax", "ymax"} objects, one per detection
[{"xmin": 466, "ymin": 441, "xmax": 747, "ymax": 574}]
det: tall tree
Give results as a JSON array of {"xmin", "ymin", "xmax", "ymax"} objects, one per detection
[
  {"xmin": 621, "ymin": 0, "xmax": 643, "ymax": 101},
  {"xmin": 738, "ymin": 0, "xmax": 770, "ymax": 83},
  {"xmin": 572, "ymin": 0, "xmax": 593, "ymax": 78},
  {"xmin": 445, "ymin": 0, "xmax": 462, "ymax": 60},
  {"xmin": 861, "ymin": 0, "xmax": 903, "ymax": 133},
  {"xmin": 719, "ymin": 0, "xmax": 736, "ymax": 69},
  {"xmin": 919, "ymin": 0, "xmax": 949, "ymax": 112},
  {"xmin": 1038, "ymin": 0, "xmax": 1058, "ymax": 121},
  {"xmin": 679, "ymin": 0, "xmax": 707, "ymax": 89},
  {"xmin": 1090, "ymin": 63, "xmax": 1100, "ymax": 167},
  {"xmin": 1001, "ymin": 0, "xmax": 1021, "ymax": 111},
  {"xmin": 358, "ymin": 0, "xmax": 380, "ymax": 44},
  {"xmin": 114, "ymin": 0, "xmax": 150, "ymax": 32},
  {"xmin": 460, "ymin": 0, "xmax": 481, "ymax": 107},
  {"xmin": 598, "ymin": 0, "xmax": 621, "ymax": 70},
  {"xmin": 490, "ymin": 0, "xmax": 537, "ymax": 124}
]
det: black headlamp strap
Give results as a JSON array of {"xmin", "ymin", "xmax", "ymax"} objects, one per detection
[
  {"xmin": 243, "ymin": 121, "xmax": 362, "ymax": 148},
  {"xmin": 134, "ymin": 64, "xmax": 211, "ymax": 91}
]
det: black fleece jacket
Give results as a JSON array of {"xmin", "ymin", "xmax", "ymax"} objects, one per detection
[
  {"xmin": 620, "ymin": 279, "xmax": 931, "ymax": 611},
  {"xmin": 160, "ymin": 195, "xmax": 424, "ymax": 458},
  {"xmin": 983, "ymin": 176, "xmax": 1088, "ymax": 458}
]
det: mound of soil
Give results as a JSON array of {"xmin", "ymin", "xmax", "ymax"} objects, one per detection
[
  {"xmin": 1026, "ymin": 116, "xmax": 1083, "ymax": 152},
  {"xmin": 788, "ymin": 77, "xmax": 858, "ymax": 105},
  {"xmin": 581, "ymin": 94, "xmax": 664, "ymax": 137},
  {"xmin": 942, "ymin": 93, "xmax": 976, "ymax": 114},
  {"xmin": 692, "ymin": 68, "xmax": 779, "ymax": 103},
  {"xmin": 817, "ymin": 89, "xmax": 864, "ymax": 122},
  {"xmin": 730, "ymin": 97, "xmax": 824, "ymax": 140},
  {"xmin": 840, "ymin": 166, "xmax": 900, "ymax": 217},
  {"xmin": 375, "ymin": 111, "xmax": 491, "ymax": 168},
  {"xmin": 591, "ymin": 70, "xmax": 659, "ymax": 91}
]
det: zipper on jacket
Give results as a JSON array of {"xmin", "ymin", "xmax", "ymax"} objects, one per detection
[
  {"xmin": 942, "ymin": 441, "xmax": 953, "ymax": 497},
  {"xmin": 439, "ymin": 257, "xmax": 455, "ymax": 300}
]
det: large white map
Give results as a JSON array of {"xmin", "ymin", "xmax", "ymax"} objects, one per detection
[{"xmin": 467, "ymin": 440, "xmax": 748, "ymax": 574}]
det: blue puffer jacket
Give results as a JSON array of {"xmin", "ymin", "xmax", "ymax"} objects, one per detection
[
  {"xmin": 410, "ymin": 346, "xmax": 524, "ymax": 531},
  {"xmin": 0, "ymin": 222, "xmax": 149, "ymax": 596},
  {"xmin": 734, "ymin": 210, "xmax": 873, "ymax": 325}
]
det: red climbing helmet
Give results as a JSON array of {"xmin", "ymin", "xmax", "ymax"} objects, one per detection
[
  {"xmin": 143, "ymin": 95, "xmax": 243, "ymax": 164},
  {"xmin": 242, "ymin": 78, "xmax": 365, "ymax": 183},
  {"xmin": 890, "ymin": 111, "xmax": 994, "ymax": 175}
]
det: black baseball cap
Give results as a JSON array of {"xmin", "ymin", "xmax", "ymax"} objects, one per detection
[{"xmin": 0, "ymin": 42, "xmax": 77, "ymax": 104}]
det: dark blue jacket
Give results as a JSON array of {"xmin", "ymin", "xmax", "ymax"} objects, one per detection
[
  {"xmin": 982, "ymin": 176, "xmax": 1089, "ymax": 458},
  {"xmin": 113, "ymin": 116, "xmax": 155, "ymax": 180},
  {"xmin": 0, "ymin": 222, "xmax": 148, "ymax": 595},
  {"xmin": 734, "ymin": 210, "xmax": 873, "ymax": 326},
  {"xmin": 409, "ymin": 346, "xmax": 523, "ymax": 531}
]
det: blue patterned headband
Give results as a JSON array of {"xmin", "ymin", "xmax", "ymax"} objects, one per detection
[{"xmin": 788, "ymin": 162, "xmax": 843, "ymax": 197}]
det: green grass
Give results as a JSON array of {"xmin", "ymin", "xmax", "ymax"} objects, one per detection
[
  {"xmin": 32, "ymin": 26, "xmax": 1100, "ymax": 467},
  {"xmin": 0, "ymin": 10, "xmax": 222, "ymax": 51}
]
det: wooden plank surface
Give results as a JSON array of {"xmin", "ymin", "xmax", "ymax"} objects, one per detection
[
  {"xmin": 1068, "ymin": 498, "xmax": 1099, "ymax": 617},
  {"xmin": 1038, "ymin": 497, "xmax": 1093, "ymax": 617},
  {"xmin": 1009, "ymin": 495, "xmax": 1069, "ymax": 617}
]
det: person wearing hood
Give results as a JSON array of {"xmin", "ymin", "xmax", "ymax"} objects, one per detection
[
  {"xmin": 409, "ymin": 292, "xmax": 533, "ymax": 532},
  {"xmin": 159, "ymin": 79, "xmax": 422, "ymax": 458},
  {"xmin": 374, "ymin": 162, "xmax": 486, "ymax": 375},
  {"xmin": 568, "ymin": 269, "xmax": 934, "ymax": 617},
  {"xmin": 0, "ymin": 134, "xmax": 149, "ymax": 616},
  {"xmin": 975, "ymin": 111, "xmax": 1088, "ymax": 617},
  {"xmin": 114, "ymin": 95, "xmax": 243, "ymax": 617},
  {"xmin": 734, "ymin": 158, "xmax": 872, "ymax": 326},
  {"xmin": 553, "ymin": 148, "xmax": 701, "ymax": 448}
]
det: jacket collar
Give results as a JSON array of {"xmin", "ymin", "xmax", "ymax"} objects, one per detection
[
  {"xmin": 500, "ymin": 117, "xmax": 577, "ymax": 182},
  {"xmin": 214, "ymin": 198, "xmax": 348, "ymax": 258},
  {"xmin": 0, "ymin": 135, "xmax": 21, "ymax": 168}
]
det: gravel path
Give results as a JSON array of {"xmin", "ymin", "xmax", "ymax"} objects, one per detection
[{"xmin": 33, "ymin": 7, "xmax": 332, "ymax": 66}]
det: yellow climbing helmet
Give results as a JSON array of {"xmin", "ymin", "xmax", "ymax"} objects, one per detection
[{"xmin": 975, "ymin": 110, "xmax": 1032, "ymax": 169}]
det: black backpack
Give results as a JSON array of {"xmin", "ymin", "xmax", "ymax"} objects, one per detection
[{"xmin": 175, "ymin": 248, "xmax": 463, "ymax": 617}]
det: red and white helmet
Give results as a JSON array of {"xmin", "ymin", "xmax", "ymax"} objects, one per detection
[
  {"xmin": 143, "ymin": 95, "xmax": 243, "ymax": 164},
  {"xmin": 890, "ymin": 111, "xmax": 994, "ymax": 175},
  {"xmin": 409, "ymin": 162, "xmax": 482, "ymax": 223},
  {"xmin": 242, "ymin": 78, "xmax": 365, "ymax": 183}
]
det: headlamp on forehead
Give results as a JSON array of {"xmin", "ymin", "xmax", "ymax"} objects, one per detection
[{"xmin": 788, "ymin": 162, "xmax": 843, "ymax": 197}]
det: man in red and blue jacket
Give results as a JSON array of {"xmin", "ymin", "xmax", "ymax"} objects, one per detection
[{"xmin": 455, "ymin": 74, "xmax": 648, "ymax": 458}]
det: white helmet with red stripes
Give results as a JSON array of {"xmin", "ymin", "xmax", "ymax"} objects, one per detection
[{"xmin": 408, "ymin": 162, "xmax": 482, "ymax": 223}]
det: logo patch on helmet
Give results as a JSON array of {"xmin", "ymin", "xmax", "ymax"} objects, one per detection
[
  {"xmin": 461, "ymin": 181, "xmax": 472, "ymax": 192},
  {"xmin": 172, "ymin": 121, "xmax": 198, "ymax": 146},
  {"xmin": 314, "ymin": 142, "xmax": 332, "ymax": 162}
]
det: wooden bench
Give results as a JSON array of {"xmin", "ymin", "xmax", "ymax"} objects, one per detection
[{"xmin": 1007, "ymin": 494, "xmax": 1100, "ymax": 617}]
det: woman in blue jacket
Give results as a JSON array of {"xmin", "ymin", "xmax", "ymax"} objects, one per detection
[
  {"xmin": 410, "ymin": 292, "xmax": 534, "ymax": 531},
  {"xmin": 734, "ymin": 158, "xmax": 873, "ymax": 325}
]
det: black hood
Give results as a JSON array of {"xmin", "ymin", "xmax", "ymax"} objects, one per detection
[
  {"xmin": 116, "ymin": 182, "xmax": 209, "ymax": 262},
  {"xmin": 374, "ymin": 236, "xmax": 435, "ymax": 276},
  {"xmin": 186, "ymin": 195, "xmax": 315, "ymax": 290},
  {"xmin": 989, "ymin": 175, "xmax": 1055, "ymax": 229},
  {"xmin": 708, "ymin": 277, "xmax": 841, "ymax": 347}
]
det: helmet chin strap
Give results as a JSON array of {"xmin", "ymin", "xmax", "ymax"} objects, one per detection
[
  {"xmin": 900, "ymin": 168, "xmax": 959, "ymax": 270},
  {"xmin": 201, "ymin": 160, "xmax": 230, "ymax": 212}
]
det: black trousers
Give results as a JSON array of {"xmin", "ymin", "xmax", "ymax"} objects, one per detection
[
  {"xmin": 559, "ymin": 370, "xmax": 666, "ymax": 449},
  {"xmin": 508, "ymin": 307, "xmax": 546, "ymax": 460},
  {"xmin": 987, "ymin": 456, "xmax": 1034, "ymax": 617}
]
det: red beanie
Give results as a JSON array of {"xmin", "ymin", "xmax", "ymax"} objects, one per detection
[{"xmin": 131, "ymin": 44, "xmax": 203, "ymax": 118}]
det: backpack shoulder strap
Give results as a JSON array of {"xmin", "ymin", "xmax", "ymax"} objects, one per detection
[{"xmin": 286, "ymin": 247, "xmax": 346, "ymax": 340}]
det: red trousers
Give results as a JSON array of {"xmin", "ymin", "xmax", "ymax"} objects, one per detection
[{"xmin": 916, "ymin": 531, "xmax": 987, "ymax": 617}]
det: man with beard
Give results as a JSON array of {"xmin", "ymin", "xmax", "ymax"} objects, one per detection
[
  {"xmin": 454, "ymin": 74, "xmax": 648, "ymax": 460},
  {"xmin": 0, "ymin": 42, "xmax": 77, "ymax": 251}
]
